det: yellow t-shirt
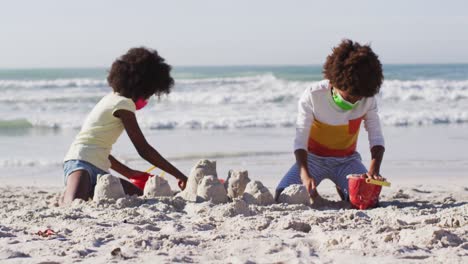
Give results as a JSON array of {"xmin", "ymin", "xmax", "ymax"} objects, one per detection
[{"xmin": 64, "ymin": 92, "xmax": 136, "ymax": 171}]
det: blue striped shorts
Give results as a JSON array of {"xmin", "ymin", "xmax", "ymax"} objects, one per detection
[{"xmin": 276, "ymin": 152, "xmax": 367, "ymax": 200}]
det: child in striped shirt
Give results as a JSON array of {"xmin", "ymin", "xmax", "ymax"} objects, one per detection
[{"xmin": 276, "ymin": 39, "xmax": 385, "ymax": 202}]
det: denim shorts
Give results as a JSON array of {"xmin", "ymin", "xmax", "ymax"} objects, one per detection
[{"xmin": 63, "ymin": 160, "xmax": 108, "ymax": 191}]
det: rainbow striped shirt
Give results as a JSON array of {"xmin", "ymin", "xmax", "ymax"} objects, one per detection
[{"xmin": 294, "ymin": 80, "xmax": 385, "ymax": 157}]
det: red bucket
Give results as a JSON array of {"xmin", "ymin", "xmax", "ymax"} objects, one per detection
[
  {"xmin": 129, "ymin": 173, "xmax": 152, "ymax": 190},
  {"xmin": 347, "ymin": 175, "xmax": 381, "ymax": 210}
]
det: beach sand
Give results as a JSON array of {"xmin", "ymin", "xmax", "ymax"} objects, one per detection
[{"xmin": 0, "ymin": 181, "xmax": 466, "ymax": 263}]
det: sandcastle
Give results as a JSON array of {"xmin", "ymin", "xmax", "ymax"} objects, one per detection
[
  {"xmin": 197, "ymin": 175, "xmax": 229, "ymax": 204},
  {"xmin": 176, "ymin": 160, "xmax": 229, "ymax": 203},
  {"xmin": 176, "ymin": 160, "xmax": 275, "ymax": 205},
  {"xmin": 93, "ymin": 174, "xmax": 126, "ymax": 202},
  {"xmin": 144, "ymin": 175, "xmax": 173, "ymax": 197},
  {"xmin": 224, "ymin": 170, "xmax": 250, "ymax": 199},
  {"xmin": 92, "ymin": 160, "xmax": 278, "ymax": 207},
  {"xmin": 174, "ymin": 162, "xmax": 311, "ymax": 207},
  {"xmin": 242, "ymin": 180, "xmax": 274, "ymax": 206},
  {"xmin": 277, "ymin": 184, "xmax": 311, "ymax": 205}
]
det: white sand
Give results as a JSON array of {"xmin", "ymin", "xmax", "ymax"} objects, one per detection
[{"xmin": 0, "ymin": 183, "xmax": 467, "ymax": 263}]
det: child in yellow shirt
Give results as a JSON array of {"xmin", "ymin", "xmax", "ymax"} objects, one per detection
[{"xmin": 62, "ymin": 47, "xmax": 187, "ymax": 204}]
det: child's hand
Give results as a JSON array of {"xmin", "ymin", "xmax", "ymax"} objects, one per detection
[
  {"xmin": 178, "ymin": 180, "xmax": 186, "ymax": 190},
  {"xmin": 363, "ymin": 172, "xmax": 386, "ymax": 181},
  {"xmin": 302, "ymin": 176, "xmax": 318, "ymax": 198},
  {"xmin": 177, "ymin": 176, "xmax": 188, "ymax": 190}
]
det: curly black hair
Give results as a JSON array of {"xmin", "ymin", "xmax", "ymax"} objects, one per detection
[
  {"xmin": 107, "ymin": 47, "xmax": 174, "ymax": 100},
  {"xmin": 323, "ymin": 39, "xmax": 383, "ymax": 97}
]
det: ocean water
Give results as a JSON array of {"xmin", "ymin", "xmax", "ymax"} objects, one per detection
[
  {"xmin": 1, "ymin": 65, "xmax": 468, "ymax": 130},
  {"xmin": 1, "ymin": 65, "xmax": 468, "ymax": 186}
]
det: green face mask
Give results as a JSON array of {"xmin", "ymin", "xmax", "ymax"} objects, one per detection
[{"xmin": 332, "ymin": 88, "xmax": 360, "ymax": 111}]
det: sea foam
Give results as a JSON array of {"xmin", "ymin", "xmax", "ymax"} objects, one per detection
[{"xmin": 1, "ymin": 75, "xmax": 468, "ymax": 130}]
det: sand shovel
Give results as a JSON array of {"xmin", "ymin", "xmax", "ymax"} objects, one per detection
[
  {"xmin": 365, "ymin": 178, "xmax": 391, "ymax": 187},
  {"xmin": 145, "ymin": 165, "xmax": 167, "ymax": 177},
  {"xmin": 145, "ymin": 165, "xmax": 186, "ymax": 190}
]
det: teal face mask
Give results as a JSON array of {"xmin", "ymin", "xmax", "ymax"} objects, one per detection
[{"xmin": 332, "ymin": 88, "xmax": 360, "ymax": 111}]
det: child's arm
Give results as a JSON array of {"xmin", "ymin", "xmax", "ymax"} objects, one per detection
[
  {"xmin": 295, "ymin": 149, "xmax": 318, "ymax": 197},
  {"xmin": 294, "ymin": 87, "xmax": 318, "ymax": 197},
  {"xmin": 109, "ymin": 154, "xmax": 145, "ymax": 179},
  {"xmin": 364, "ymin": 98, "xmax": 386, "ymax": 180},
  {"xmin": 368, "ymin": 145, "xmax": 385, "ymax": 180},
  {"xmin": 114, "ymin": 109, "xmax": 188, "ymax": 185}
]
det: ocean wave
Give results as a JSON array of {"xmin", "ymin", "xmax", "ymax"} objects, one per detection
[
  {"xmin": 166, "ymin": 78, "xmax": 468, "ymax": 105},
  {"xmin": 380, "ymin": 109, "xmax": 468, "ymax": 126},
  {"xmin": 0, "ymin": 158, "xmax": 62, "ymax": 168},
  {"xmin": 0, "ymin": 75, "xmax": 278, "ymax": 90},
  {"xmin": 0, "ymin": 78, "xmax": 108, "ymax": 89},
  {"xmin": 145, "ymin": 119, "xmax": 295, "ymax": 130},
  {"xmin": 176, "ymin": 73, "xmax": 277, "ymax": 85},
  {"xmin": 3, "ymin": 76, "xmax": 468, "ymax": 104},
  {"xmin": 381, "ymin": 80, "xmax": 468, "ymax": 102},
  {"xmin": 0, "ymin": 95, "xmax": 105, "ymax": 104},
  {"xmin": 166, "ymin": 74, "xmax": 309, "ymax": 105},
  {"xmin": 2, "ymin": 113, "xmax": 468, "ymax": 131},
  {"xmin": 0, "ymin": 119, "xmax": 33, "ymax": 129},
  {"xmin": 1, "ymin": 76, "xmax": 468, "ymax": 130}
]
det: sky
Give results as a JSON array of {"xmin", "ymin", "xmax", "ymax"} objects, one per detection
[{"xmin": 1, "ymin": 0, "xmax": 468, "ymax": 68}]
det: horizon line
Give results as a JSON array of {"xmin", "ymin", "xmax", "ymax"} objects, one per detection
[{"xmin": 1, "ymin": 62, "xmax": 468, "ymax": 70}]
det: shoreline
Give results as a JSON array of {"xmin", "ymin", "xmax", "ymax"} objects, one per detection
[{"xmin": 2, "ymin": 125, "xmax": 468, "ymax": 188}]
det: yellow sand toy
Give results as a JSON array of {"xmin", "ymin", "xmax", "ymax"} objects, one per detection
[
  {"xmin": 145, "ymin": 165, "xmax": 165, "ymax": 178},
  {"xmin": 365, "ymin": 178, "xmax": 391, "ymax": 187}
]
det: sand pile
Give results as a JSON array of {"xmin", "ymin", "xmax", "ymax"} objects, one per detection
[
  {"xmin": 144, "ymin": 175, "xmax": 172, "ymax": 197},
  {"xmin": 171, "ymin": 160, "xmax": 278, "ymax": 206},
  {"xmin": 225, "ymin": 170, "xmax": 250, "ymax": 199},
  {"xmin": 93, "ymin": 174, "xmax": 126, "ymax": 202},
  {"xmin": 196, "ymin": 175, "xmax": 229, "ymax": 204},
  {"xmin": 242, "ymin": 180, "xmax": 275, "ymax": 205},
  {"xmin": 176, "ymin": 160, "xmax": 234, "ymax": 204},
  {"xmin": 92, "ymin": 160, "xmax": 271, "ymax": 207},
  {"xmin": 177, "ymin": 159, "xmax": 217, "ymax": 202},
  {"xmin": 277, "ymin": 184, "xmax": 311, "ymax": 205}
]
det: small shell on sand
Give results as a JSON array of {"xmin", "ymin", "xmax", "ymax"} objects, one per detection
[
  {"xmin": 144, "ymin": 175, "xmax": 173, "ymax": 197},
  {"xmin": 177, "ymin": 160, "xmax": 217, "ymax": 202},
  {"xmin": 93, "ymin": 174, "xmax": 126, "ymax": 202},
  {"xmin": 242, "ymin": 180, "xmax": 274, "ymax": 206},
  {"xmin": 197, "ymin": 175, "xmax": 229, "ymax": 204},
  {"xmin": 278, "ymin": 184, "xmax": 311, "ymax": 206},
  {"xmin": 225, "ymin": 170, "xmax": 250, "ymax": 199}
]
